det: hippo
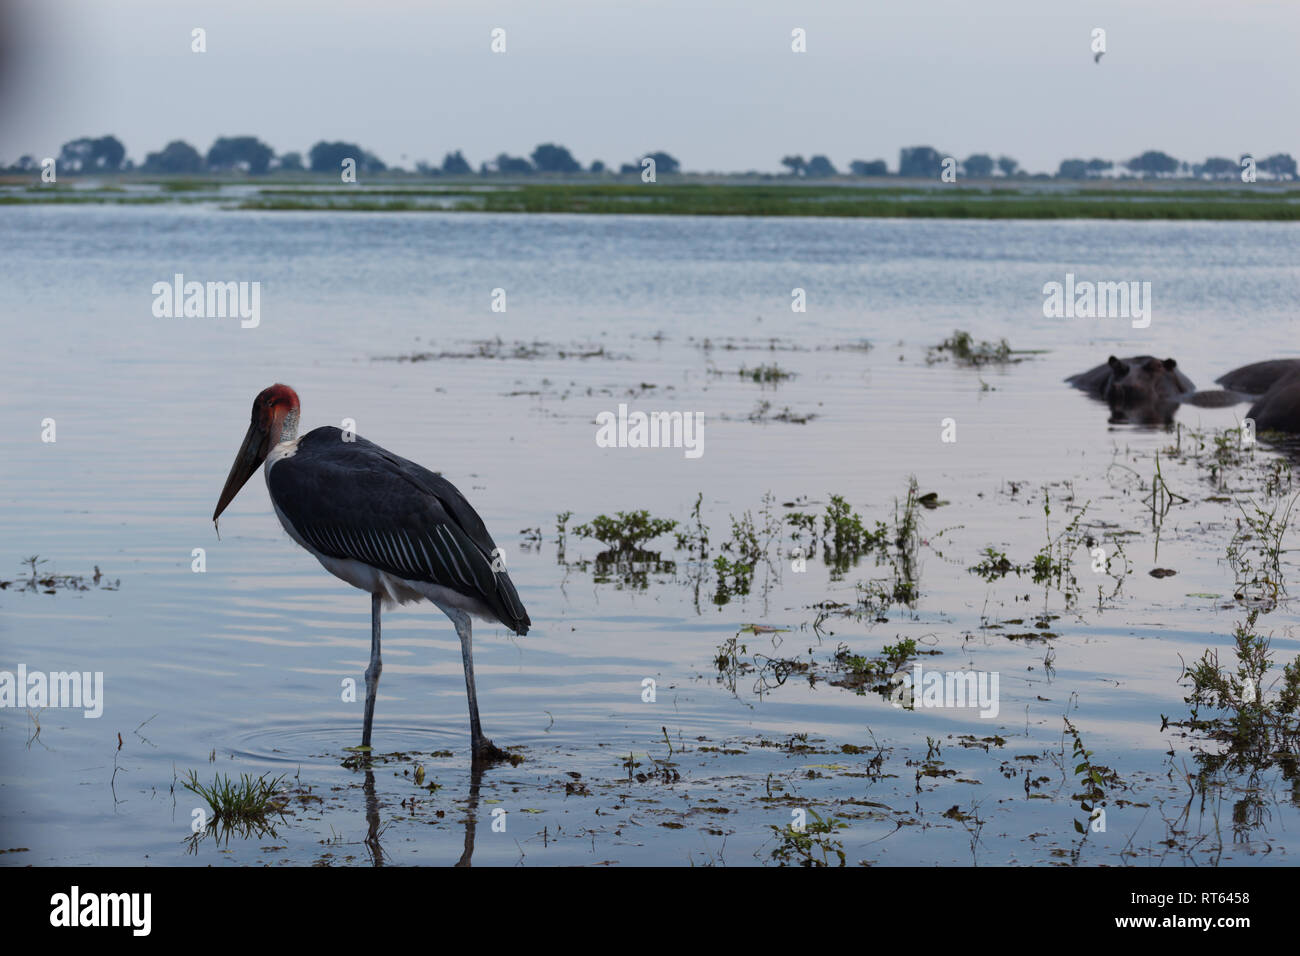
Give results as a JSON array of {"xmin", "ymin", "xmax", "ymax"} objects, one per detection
[
  {"xmin": 1215, "ymin": 359, "xmax": 1300, "ymax": 397},
  {"xmin": 1067, "ymin": 355, "xmax": 1244, "ymax": 425},
  {"xmin": 1216, "ymin": 359, "xmax": 1300, "ymax": 433},
  {"xmin": 1066, "ymin": 355, "xmax": 1194, "ymax": 425}
]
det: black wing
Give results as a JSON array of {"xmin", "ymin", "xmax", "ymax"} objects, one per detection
[{"xmin": 267, "ymin": 426, "xmax": 530, "ymax": 634}]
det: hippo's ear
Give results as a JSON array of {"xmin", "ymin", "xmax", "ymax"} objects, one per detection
[
  {"xmin": 1107, "ymin": 355, "xmax": 1128, "ymax": 375},
  {"xmin": 1163, "ymin": 358, "xmax": 1177, "ymax": 370}
]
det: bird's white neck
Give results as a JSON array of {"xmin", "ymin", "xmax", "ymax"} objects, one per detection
[{"xmin": 279, "ymin": 408, "xmax": 300, "ymax": 443}]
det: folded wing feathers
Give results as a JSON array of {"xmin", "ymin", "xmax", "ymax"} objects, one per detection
[{"xmin": 269, "ymin": 430, "xmax": 530, "ymax": 634}]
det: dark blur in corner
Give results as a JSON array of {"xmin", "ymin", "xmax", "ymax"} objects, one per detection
[
  {"xmin": 0, "ymin": 0, "xmax": 17, "ymax": 135},
  {"xmin": 0, "ymin": 1, "xmax": 12, "ymax": 97}
]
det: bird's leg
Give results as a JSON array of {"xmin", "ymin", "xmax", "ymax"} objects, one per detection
[
  {"xmin": 451, "ymin": 610, "xmax": 485, "ymax": 754},
  {"xmin": 450, "ymin": 610, "xmax": 509, "ymax": 766},
  {"xmin": 361, "ymin": 592, "xmax": 382, "ymax": 749}
]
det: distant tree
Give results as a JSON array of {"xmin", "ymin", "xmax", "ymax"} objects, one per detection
[
  {"xmin": 58, "ymin": 138, "xmax": 94, "ymax": 171},
  {"xmin": 641, "ymin": 151, "xmax": 680, "ymax": 174},
  {"xmin": 618, "ymin": 162, "xmax": 639, "ymax": 175},
  {"xmin": 805, "ymin": 155, "xmax": 837, "ymax": 177},
  {"xmin": 1125, "ymin": 150, "xmax": 1179, "ymax": 178},
  {"xmin": 278, "ymin": 152, "xmax": 304, "ymax": 172},
  {"xmin": 1194, "ymin": 157, "xmax": 1235, "ymax": 179},
  {"xmin": 93, "ymin": 135, "xmax": 125, "ymax": 171},
  {"xmin": 494, "ymin": 153, "xmax": 534, "ymax": 174},
  {"xmin": 589, "ymin": 160, "xmax": 606, "ymax": 174},
  {"xmin": 1057, "ymin": 159, "xmax": 1088, "ymax": 179},
  {"xmin": 849, "ymin": 159, "xmax": 888, "ymax": 176},
  {"xmin": 1259, "ymin": 153, "xmax": 1298, "ymax": 180},
  {"xmin": 780, "ymin": 154, "xmax": 806, "ymax": 176},
  {"xmin": 11, "ymin": 155, "xmax": 36, "ymax": 172},
  {"xmin": 58, "ymin": 135, "xmax": 125, "ymax": 173},
  {"xmin": 962, "ymin": 154, "xmax": 994, "ymax": 178},
  {"xmin": 899, "ymin": 146, "xmax": 944, "ymax": 179},
  {"xmin": 141, "ymin": 140, "xmax": 203, "ymax": 174},
  {"xmin": 308, "ymin": 141, "xmax": 386, "ymax": 173},
  {"xmin": 1058, "ymin": 158, "xmax": 1112, "ymax": 179},
  {"xmin": 530, "ymin": 143, "xmax": 581, "ymax": 174},
  {"xmin": 206, "ymin": 136, "xmax": 274, "ymax": 174},
  {"xmin": 441, "ymin": 150, "xmax": 472, "ymax": 175},
  {"xmin": 996, "ymin": 155, "xmax": 1019, "ymax": 177},
  {"xmin": 414, "ymin": 160, "xmax": 438, "ymax": 175}
]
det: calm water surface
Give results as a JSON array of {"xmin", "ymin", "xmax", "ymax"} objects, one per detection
[{"xmin": 2, "ymin": 205, "xmax": 1299, "ymax": 865}]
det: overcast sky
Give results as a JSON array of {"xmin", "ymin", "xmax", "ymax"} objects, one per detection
[{"xmin": 1, "ymin": 0, "xmax": 1296, "ymax": 173}]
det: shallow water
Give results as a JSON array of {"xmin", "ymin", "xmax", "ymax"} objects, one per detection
[{"xmin": 2, "ymin": 205, "xmax": 1299, "ymax": 865}]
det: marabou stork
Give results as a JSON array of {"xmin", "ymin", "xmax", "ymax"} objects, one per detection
[{"xmin": 212, "ymin": 384, "xmax": 530, "ymax": 764}]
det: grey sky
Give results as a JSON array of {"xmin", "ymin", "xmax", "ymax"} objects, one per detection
[{"xmin": 2, "ymin": 0, "xmax": 1297, "ymax": 173}]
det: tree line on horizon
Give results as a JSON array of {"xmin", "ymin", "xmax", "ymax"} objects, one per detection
[
  {"xmin": 786, "ymin": 147, "xmax": 1297, "ymax": 181},
  {"xmin": 4, "ymin": 135, "xmax": 1296, "ymax": 182},
  {"xmin": 1, "ymin": 135, "xmax": 681, "ymax": 179}
]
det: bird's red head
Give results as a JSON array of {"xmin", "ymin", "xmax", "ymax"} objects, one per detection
[
  {"xmin": 252, "ymin": 384, "xmax": 301, "ymax": 434},
  {"xmin": 212, "ymin": 384, "xmax": 301, "ymax": 527}
]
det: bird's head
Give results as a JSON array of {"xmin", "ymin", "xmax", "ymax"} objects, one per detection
[{"xmin": 212, "ymin": 384, "xmax": 300, "ymax": 528}]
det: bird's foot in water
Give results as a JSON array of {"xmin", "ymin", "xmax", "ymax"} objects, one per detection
[{"xmin": 472, "ymin": 737, "xmax": 520, "ymax": 767}]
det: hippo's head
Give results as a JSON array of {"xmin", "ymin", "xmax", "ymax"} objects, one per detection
[{"xmin": 1104, "ymin": 355, "xmax": 1185, "ymax": 425}]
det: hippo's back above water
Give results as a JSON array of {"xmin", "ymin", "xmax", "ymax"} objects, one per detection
[
  {"xmin": 1215, "ymin": 359, "xmax": 1300, "ymax": 397},
  {"xmin": 1218, "ymin": 359, "xmax": 1300, "ymax": 434}
]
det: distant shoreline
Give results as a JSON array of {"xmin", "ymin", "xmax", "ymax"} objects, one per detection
[{"xmin": 5, "ymin": 177, "xmax": 1299, "ymax": 221}]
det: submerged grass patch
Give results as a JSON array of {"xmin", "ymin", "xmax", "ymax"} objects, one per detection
[
  {"xmin": 926, "ymin": 329, "xmax": 1019, "ymax": 367},
  {"xmin": 1174, "ymin": 609, "xmax": 1300, "ymax": 784},
  {"xmin": 184, "ymin": 769, "xmax": 287, "ymax": 823},
  {"xmin": 0, "ymin": 555, "xmax": 119, "ymax": 593},
  {"xmin": 183, "ymin": 769, "xmax": 290, "ymax": 850}
]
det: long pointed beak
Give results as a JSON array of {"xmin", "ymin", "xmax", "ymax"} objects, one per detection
[{"xmin": 213, "ymin": 420, "xmax": 270, "ymax": 527}]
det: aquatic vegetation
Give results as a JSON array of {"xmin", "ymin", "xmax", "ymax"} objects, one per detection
[
  {"xmin": 672, "ymin": 493, "xmax": 710, "ymax": 559},
  {"xmin": 968, "ymin": 489, "xmax": 1090, "ymax": 604},
  {"xmin": 1062, "ymin": 717, "xmax": 1119, "ymax": 864},
  {"xmin": 14, "ymin": 178, "xmax": 1300, "ymax": 219},
  {"xmin": 375, "ymin": 337, "xmax": 617, "ymax": 363},
  {"xmin": 184, "ymin": 769, "xmax": 287, "ymax": 822},
  {"xmin": 223, "ymin": 182, "xmax": 1300, "ymax": 221},
  {"xmin": 0, "ymin": 556, "xmax": 119, "ymax": 593},
  {"xmin": 971, "ymin": 547, "xmax": 1015, "ymax": 580},
  {"xmin": 1174, "ymin": 610, "xmax": 1300, "ymax": 783},
  {"xmin": 926, "ymin": 329, "xmax": 1017, "ymax": 367},
  {"xmin": 158, "ymin": 179, "xmax": 209, "ymax": 192},
  {"xmin": 712, "ymin": 511, "xmax": 759, "ymax": 597},
  {"xmin": 711, "ymin": 495, "xmax": 782, "ymax": 605},
  {"xmin": 745, "ymin": 399, "xmax": 816, "ymax": 424},
  {"xmin": 1163, "ymin": 424, "xmax": 1279, "ymax": 494},
  {"xmin": 738, "ymin": 363, "xmax": 795, "ymax": 385},
  {"xmin": 712, "ymin": 555, "xmax": 753, "ymax": 602},
  {"xmin": 564, "ymin": 512, "xmax": 679, "ymax": 589},
  {"xmin": 555, "ymin": 511, "xmax": 572, "ymax": 562},
  {"xmin": 785, "ymin": 509, "xmax": 819, "ymax": 546},
  {"xmin": 183, "ymin": 770, "xmax": 289, "ymax": 850},
  {"xmin": 823, "ymin": 494, "xmax": 890, "ymax": 575},
  {"xmin": 811, "ymin": 478, "xmax": 927, "ymax": 620},
  {"xmin": 1224, "ymin": 492, "xmax": 1299, "ymax": 605},
  {"xmin": 829, "ymin": 638, "xmax": 923, "ymax": 696},
  {"xmin": 767, "ymin": 808, "xmax": 847, "ymax": 867},
  {"xmin": 573, "ymin": 511, "xmax": 677, "ymax": 551}
]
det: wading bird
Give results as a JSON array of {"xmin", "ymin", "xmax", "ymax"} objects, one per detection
[{"xmin": 212, "ymin": 384, "xmax": 530, "ymax": 765}]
